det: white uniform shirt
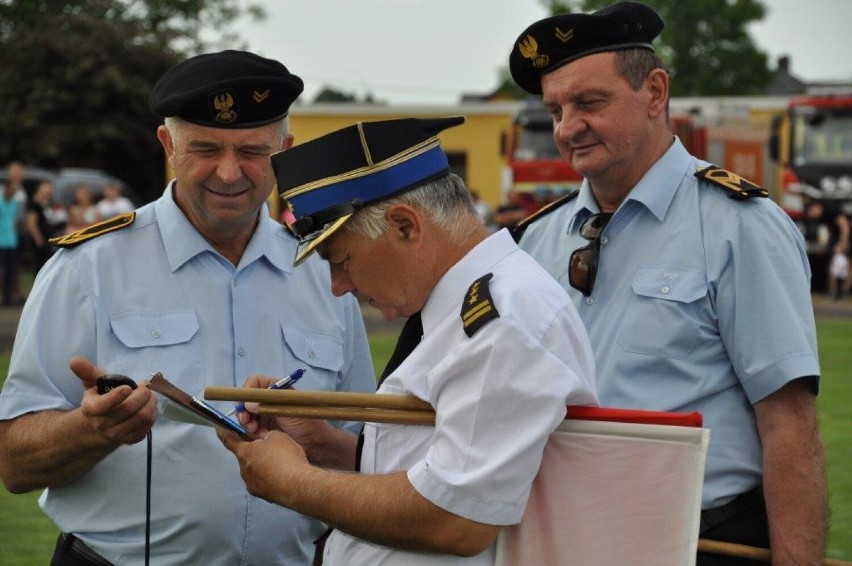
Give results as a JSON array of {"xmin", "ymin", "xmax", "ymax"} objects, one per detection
[{"xmin": 325, "ymin": 229, "xmax": 598, "ymax": 565}]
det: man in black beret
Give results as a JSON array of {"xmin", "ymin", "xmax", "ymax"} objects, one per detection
[
  {"xmin": 0, "ymin": 50, "xmax": 377, "ymax": 565},
  {"xmin": 509, "ymin": 2, "xmax": 827, "ymax": 565},
  {"xmin": 216, "ymin": 116, "xmax": 598, "ymax": 564}
]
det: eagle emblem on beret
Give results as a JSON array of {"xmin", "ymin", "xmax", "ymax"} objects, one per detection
[
  {"xmin": 518, "ymin": 34, "xmax": 550, "ymax": 69},
  {"xmin": 212, "ymin": 90, "xmax": 238, "ymax": 123}
]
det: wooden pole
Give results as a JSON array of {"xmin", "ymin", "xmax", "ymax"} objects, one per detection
[
  {"xmin": 256, "ymin": 405, "xmax": 436, "ymax": 425},
  {"xmin": 204, "ymin": 387, "xmax": 434, "ymax": 412},
  {"xmin": 697, "ymin": 539, "xmax": 851, "ymax": 566}
]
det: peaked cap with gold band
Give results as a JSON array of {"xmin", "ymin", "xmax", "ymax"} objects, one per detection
[
  {"xmin": 272, "ymin": 116, "xmax": 465, "ymax": 266},
  {"xmin": 509, "ymin": 1, "xmax": 664, "ymax": 95},
  {"xmin": 148, "ymin": 50, "xmax": 303, "ymax": 128}
]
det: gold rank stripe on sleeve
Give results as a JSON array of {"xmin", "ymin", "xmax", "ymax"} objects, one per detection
[
  {"xmin": 49, "ymin": 212, "xmax": 136, "ymax": 248},
  {"xmin": 460, "ymin": 273, "xmax": 500, "ymax": 338},
  {"xmin": 694, "ymin": 166, "xmax": 769, "ymax": 200},
  {"xmin": 463, "ymin": 301, "xmax": 493, "ymax": 325}
]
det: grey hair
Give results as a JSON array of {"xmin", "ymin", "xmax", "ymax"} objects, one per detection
[
  {"xmin": 614, "ymin": 49, "xmax": 667, "ymax": 91},
  {"xmin": 344, "ymin": 173, "xmax": 479, "ymax": 244},
  {"xmin": 614, "ymin": 48, "xmax": 670, "ymax": 121},
  {"xmin": 163, "ymin": 116, "xmax": 290, "ymax": 144}
]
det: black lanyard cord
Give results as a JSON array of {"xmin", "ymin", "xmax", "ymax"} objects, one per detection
[{"xmin": 145, "ymin": 430, "xmax": 151, "ymax": 566}]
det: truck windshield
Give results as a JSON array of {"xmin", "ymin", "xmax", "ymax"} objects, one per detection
[
  {"xmin": 792, "ymin": 108, "xmax": 852, "ymax": 166},
  {"xmin": 514, "ymin": 125, "xmax": 562, "ymax": 161}
]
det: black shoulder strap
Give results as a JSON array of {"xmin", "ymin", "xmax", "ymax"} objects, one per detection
[
  {"xmin": 510, "ymin": 190, "xmax": 579, "ymax": 243},
  {"xmin": 460, "ymin": 273, "xmax": 500, "ymax": 337},
  {"xmin": 694, "ymin": 166, "xmax": 769, "ymax": 200}
]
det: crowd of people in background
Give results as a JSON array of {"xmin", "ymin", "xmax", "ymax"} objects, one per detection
[
  {"xmin": 799, "ymin": 200, "xmax": 852, "ymax": 300},
  {"xmin": 0, "ymin": 161, "xmax": 135, "ymax": 305}
]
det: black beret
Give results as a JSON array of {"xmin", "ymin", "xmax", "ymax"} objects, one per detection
[
  {"xmin": 510, "ymin": 1, "xmax": 664, "ymax": 95},
  {"xmin": 272, "ymin": 116, "xmax": 464, "ymax": 266},
  {"xmin": 149, "ymin": 50, "xmax": 304, "ymax": 128}
]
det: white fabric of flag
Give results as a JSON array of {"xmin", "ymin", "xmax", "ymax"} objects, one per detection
[{"xmin": 496, "ymin": 419, "xmax": 710, "ymax": 566}]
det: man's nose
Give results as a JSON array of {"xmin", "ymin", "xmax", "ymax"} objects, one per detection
[
  {"xmin": 330, "ymin": 268, "xmax": 355, "ymax": 297},
  {"xmin": 553, "ymin": 109, "xmax": 587, "ymax": 144},
  {"xmin": 215, "ymin": 151, "xmax": 242, "ymax": 184}
]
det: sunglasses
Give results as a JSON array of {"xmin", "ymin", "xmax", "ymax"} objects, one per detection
[{"xmin": 569, "ymin": 213, "xmax": 613, "ymax": 297}]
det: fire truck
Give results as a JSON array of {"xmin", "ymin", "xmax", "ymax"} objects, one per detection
[
  {"xmin": 502, "ymin": 102, "xmax": 578, "ymax": 211},
  {"xmin": 769, "ymin": 93, "xmax": 852, "ymax": 219},
  {"xmin": 768, "ymin": 93, "xmax": 852, "ymax": 291},
  {"xmin": 503, "ymin": 101, "xmax": 707, "ymax": 213}
]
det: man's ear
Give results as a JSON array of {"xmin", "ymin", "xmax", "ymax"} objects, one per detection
[
  {"xmin": 281, "ymin": 133, "xmax": 295, "ymax": 151},
  {"xmin": 646, "ymin": 68, "xmax": 669, "ymax": 120},
  {"xmin": 385, "ymin": 204, "xmax": 423, "ymax": 245},
  {"xmin": 156, "ymin": 125, "xmax": 176, "ymax": 168}
]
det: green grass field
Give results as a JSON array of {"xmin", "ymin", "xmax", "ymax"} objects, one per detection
[{"xmin": 1, "ymin": 324, "xmax": 850, "ymax": 563}]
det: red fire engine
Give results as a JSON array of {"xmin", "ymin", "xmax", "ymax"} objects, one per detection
[
  {"xmin": 769, "ymin": 93, "xmax": 852, "ymax": 220},
  {"xmin": 502, "ymin": 101, "xmax": 707, "ymax": 213},
  {"xmin": 769, "ymin": 93, "xmax": 852, "ymax": 291}
]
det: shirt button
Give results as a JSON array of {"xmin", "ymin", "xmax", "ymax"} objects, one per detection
[
  {"xmin": 660, "ymin": 285, "xmax": 671, "ymax": 294},
  {"xmin": 308, "ymin": 349, "xmax": 316, "ymax": 359},
  {"xmin": 585, "ymin": 297, "xmax": 594, "ymax": 305},
  {"xmin": 151, "ymin": 330, "xmax": 161, "ymax": 339},
  {"xmin": 600, "ymin": 236, "xmax": 609, "ymax": 245},
  {"xmin": 238, "ymin": 347, "xmax": 246, "ymax": 357}
]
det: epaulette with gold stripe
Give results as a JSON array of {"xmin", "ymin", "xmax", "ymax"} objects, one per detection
[
  {"xmin": 695, "ymin": 166, "xmax": 769, "ymax": 200},
  {"xmin": 510, "ymin": 189, "xmax": 579, "ymax": 243},
  {"xmin": 460, "ymin": 273, "xmax": 499, "ymax": 337},
  {"xmin": 49, "ymin": 212, "xmax": 136, "ymax": 248}
]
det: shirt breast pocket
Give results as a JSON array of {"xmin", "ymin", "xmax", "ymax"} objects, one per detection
[
  {"xmin": 109, "ymin": 309, "xmax": 202, "ymax": 390},
  {"xmin": 616, "ymin": 266, "xmax": 708, "ymax": 359},
  {"xmin": 280, "ymin": 322, "xmax": 344, "ymax": 391}
]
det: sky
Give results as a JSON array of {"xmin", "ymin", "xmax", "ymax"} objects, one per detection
[{"xmin": 230, "ymin": 0, "xmax": 852, "ymax": 106}]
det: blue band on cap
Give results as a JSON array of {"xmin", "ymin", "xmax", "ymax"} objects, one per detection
[{"xmin": 288, "ymin": 144, "xmax": 449, "ymax": 218}]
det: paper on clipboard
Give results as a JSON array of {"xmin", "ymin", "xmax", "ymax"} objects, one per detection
[{"xmin": 147, "ymin": 373, "xmax": 257, "ymax": 441}]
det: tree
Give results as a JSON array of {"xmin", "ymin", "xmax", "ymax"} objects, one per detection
[
  {"xmin": 540, "ymin": 0, "xmax": 772, "ymax": 96},
  {"xmin": 312, "ymin": 86, "xmax": 385, "ymax": 105},
  {"xmin": 313, "ymin": 87, "xmax": 358, "ymax": 103},
  {"xmin": 0, "ymin": 0, "xmax": 266, "ymax": 203}
]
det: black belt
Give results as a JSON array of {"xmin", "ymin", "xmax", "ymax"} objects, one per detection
[
  {"xmin": 699, "ymin": 485, "xmax": 764, "ymax": 535},
  {"xmin": 51, "ymin": 533, "xmax": 114, "ymax": 566}
]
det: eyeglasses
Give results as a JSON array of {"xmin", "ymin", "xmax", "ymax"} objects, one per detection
[{"xmin": 569, "ymin": 213, "xmax": 612, "ymax": 297}]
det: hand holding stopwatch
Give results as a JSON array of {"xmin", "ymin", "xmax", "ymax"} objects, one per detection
[{"xmin": 96, "ymin": 374, "xmax": 138, "ymax": 394}]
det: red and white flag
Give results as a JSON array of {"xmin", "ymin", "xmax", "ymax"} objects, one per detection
[{"xmin": 496, "ymin": 409, "xmax": 710, "ymax": 566}]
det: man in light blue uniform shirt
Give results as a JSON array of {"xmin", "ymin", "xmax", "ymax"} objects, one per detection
[
  {"xmin": 509, "ymin": 3, "xmax": 827, "ymax": 565},
  {"xmin": 0, "ymin": 50, "xmax": 375, "ymax": 565}
]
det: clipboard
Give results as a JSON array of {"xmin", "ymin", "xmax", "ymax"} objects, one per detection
[{"xmin": 148, "ymin": 372, "xmax": 257, "ymax": 441}]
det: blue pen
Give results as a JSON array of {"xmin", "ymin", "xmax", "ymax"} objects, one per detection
[{"xmin": 227, "ymin": 368, "xmax": 306, "ymax": 416}]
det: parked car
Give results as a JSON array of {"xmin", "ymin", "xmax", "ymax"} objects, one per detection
[
  {"xmin": 53, "ymin": 168, "xmax": 139, "ymax": 207},
  {"xmin": 0, "ymin": 165, "xmax": 56, "ymax": 196},
  {"xmin": 0, "ymin": 165, "xmax": 138, "ymax": 206}
]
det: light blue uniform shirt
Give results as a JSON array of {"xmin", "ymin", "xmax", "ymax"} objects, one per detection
[
  {"xmin": 0, "ymin": 184, "xmax": 376, "ymax": 565},
  {"xmin": 520, "ymin": 138, "xmax": 820, "ymax": 509}
]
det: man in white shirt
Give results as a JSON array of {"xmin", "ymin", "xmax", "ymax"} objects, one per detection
[{"xmin": 218, "ymin": 116, "xmax": 599, "ymax": 565}]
